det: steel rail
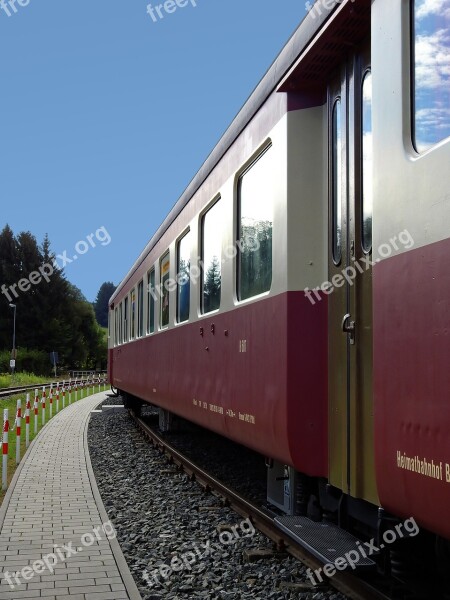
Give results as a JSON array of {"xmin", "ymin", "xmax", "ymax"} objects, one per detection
[
  {"xmin": 129, "ymin": 409, "xmax": 393, "ymax": 600},
  {"xmin": 0, "ymin": 378, "xmax": 106, "ymax": 400}
]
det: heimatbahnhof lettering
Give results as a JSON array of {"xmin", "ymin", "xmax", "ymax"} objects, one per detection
[{"xmin": 397, "ymin": 451, "xmax": 450, "ymax": 483}]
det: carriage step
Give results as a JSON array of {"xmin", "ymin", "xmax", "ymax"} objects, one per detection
[{"xmin": 275, "ymin": 516, "xmax": 377, "ymax": 570}]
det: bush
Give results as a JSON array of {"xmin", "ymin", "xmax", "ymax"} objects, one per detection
[{"xmin": 0, "ymin": 348, "xmax": 51, "ymax": 376}]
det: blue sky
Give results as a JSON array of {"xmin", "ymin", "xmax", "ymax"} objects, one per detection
[{"xmin": 0, "ymin": 0, "xmax": 308, "ymax": 302}]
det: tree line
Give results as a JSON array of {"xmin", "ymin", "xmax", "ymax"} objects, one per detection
[{"xmin": 0, "ymin": 225, "xmax": 114, "ymax": 374}]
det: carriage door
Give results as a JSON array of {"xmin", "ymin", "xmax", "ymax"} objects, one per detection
[{"xmin": 328, "ymin": 41, "xmax": 378, "ymax": 506}]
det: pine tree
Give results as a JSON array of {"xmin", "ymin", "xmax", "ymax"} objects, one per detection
[
  {"xmin": 0, "ymin": 225, "xmax": 20, "ymax": 349},
  {"xmin": 0, "ymin": 227, "xmax": 108, "ymax": 372},
  {"xmin": 94, "ymin": 282, "xmax": 116, "ymax": 327},
  {"xmin": 203, "ymin": 256, "xmax": 221, "ymax": 313}
]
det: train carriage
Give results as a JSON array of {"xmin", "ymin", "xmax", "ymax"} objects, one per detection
[{"xmin": 108, "ymin": 0, "xmax": 450, "ymax": 590}]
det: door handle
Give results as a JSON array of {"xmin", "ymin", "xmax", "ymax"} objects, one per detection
[{"xmin": 341, "ymin": 313, "xmax": 356, "ymax": 345}]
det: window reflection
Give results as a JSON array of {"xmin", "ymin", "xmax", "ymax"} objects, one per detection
[
  {"xmin": 137, "ymin": 280, "xmax": 144, "ymax": 337},
  {"xmin": 362, "ymin": 72, "xmax": 373, "ymax": 253},
  {"xmin": 147, "ymin": 269, "xmax": 155, "ymax": 334},
  {"xmin": 124, "ymin": 297, "xmax": 128, "ymax": 341},
  {"xmin": 414, "ymin": 0, "xmax": 450, "ymax": 151},
  {"xmin": 238, "ymin": 147, "xmax": 273, "ymax": 300},
  {"xmin": 332, "ymin": 100, "xmax": 342, "ymax": 264},
  {"xmin": 130, "ymin": 289, "xmax": 136, "ymax": 339},
  {"xmin": 202, "ymin": 201, "xmax": 222, "ymax": 314},
  {"xmin": 160, "ymin": 253, "xmax": 170, "ymax": 328},
  {"xmin": 177, "ymin": 232, "xmax": 191, "ymax": 322}
]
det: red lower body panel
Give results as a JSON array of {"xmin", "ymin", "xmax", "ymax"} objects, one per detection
[
  {"xmin": 112, "ymin": 291, "xmax": 328, "ymax": 477},
  {"xmin": 374, "ymin": 237, "xmax": 450, "ymax": 539}
]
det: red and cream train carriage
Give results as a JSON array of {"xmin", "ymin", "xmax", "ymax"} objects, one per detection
[{"xmin": 108, "ymin": 0, "xmax": 450, "ymax": 583}]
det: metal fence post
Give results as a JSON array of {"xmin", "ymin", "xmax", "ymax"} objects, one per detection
[
  {"xmin": 15, "ymin": 399, "xmax": 21, "ymax": 465},
  {"xmin": 2, "ymin": 409, "xmax": 9, "ymax": 491}
]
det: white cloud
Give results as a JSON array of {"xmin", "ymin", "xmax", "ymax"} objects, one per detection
[
  {"xmin": 415, "ymin": 106, "xmax": 450, "ymax": 150},
  {"xmin": 414, "ymin": 1, "xmax": 450, "ymax": 149},
  {"xmin": 416, "ymin": 0, "xmax": 450, "ymax": 20},
  {"xmin": 415, "ymin": 29, "xmax": 450, "ymax": 89},
  {"xmin": 416, "ymin": 107, "xmax": 450, "ymax": 129}
]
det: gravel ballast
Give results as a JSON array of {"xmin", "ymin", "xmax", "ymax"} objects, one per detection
[{"xmin": 88, "ymin": 404, "xmax": 350, "ymax": 600}]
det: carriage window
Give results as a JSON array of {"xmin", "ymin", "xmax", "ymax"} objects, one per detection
[
  {"xmin": 202, "ymin": 200, "xmax": 222, "ymax": 313},
  {"xmin": 238, "ymin": 147, "xmax": 273, "ymax": 301},
  {"xmin": 123, "ymin": 297, "xmax": 128, "ymax": 342},
  {"xmin": 332, "ymin": 99, "xmax": 342, "ymax": 264},
  {"xmin": 160, "ymin": 252, "xmax": 170, "ymax": 328},
  {"xmin": 413, "ymin": 0, "xmax": 450, "ymax": 152},
  {"xmin": 130, "ymin": 289, "xmax": 136, "ymax": 340},
  {"xmin": 147, "ymin": 269, "xmax": 155, "ymax": 334},
  {"xmin": 137, "ymin": 280, "xmax": 144, "ymax": 337},
  {"xmin": 177, "ymin": 232, "xmax": 191, "ymax": 323},
  {"xmin": 118, "ymin": 303, "xmax": 123, "ymax": 344},
  {"xmin": 362, "ymin": 71, "xmax": 373, "ymax": 253}
]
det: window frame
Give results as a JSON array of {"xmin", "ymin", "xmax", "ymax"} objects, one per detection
[
  {"xmin": 411, "ymin": 0, "xmax": 450, "ymax": 153},
  {"xmin": 361, "ymin": 69, "xmax": 373, "ymax": 254},
  {"xmin": 130, "ymin": 289, "xmax": 136, "ymax": 340},
  {"xmin": 331, "ymin": 97, "xmax": 343, "ymax": 265},
  {"xmin": 118, "ymin": 302, "xmax": 123, "ymax": 344},
  {"xmin": 137, "ymin": 280, "xmax": 144, "ymax": 338},
  {"xmin": 147, "ymin": 268, "xmax": 156, "ymax": 335},
  {"xmin": 176, "ymin": 230, "xmax": 191, "ymax": 324},
  {"xmin": 123, "ymin": 296, "xmax": 128, "ymax": 342},
  {"xmin": 201, "ymin": 198, "xmax": 222, "ymax": 315},
  {"xmin": 159, "ymin": 251, "xmax": 170, "ymax": 330},
  {"xmin": 236, "ymin": 144, "xmax": 273, "ymax": 302}
]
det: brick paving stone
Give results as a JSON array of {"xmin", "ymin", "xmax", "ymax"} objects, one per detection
[{"xmin": 0, "ymin": 393, "xmax": 141, "ymax": 600}]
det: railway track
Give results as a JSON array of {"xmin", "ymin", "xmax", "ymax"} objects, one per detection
[
  {"xmin": 0, "ymin": 378, "xmax": 106, "ymax": 400},
  {"xmin": 128, "ymin": 408, "xmax": 394, "ymax": 600}
]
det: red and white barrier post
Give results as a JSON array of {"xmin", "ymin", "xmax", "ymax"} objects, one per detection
[
  {"xmin": 25, "ymin": 393, "xmax": 31, "ymax": 449},
  {"xmin": 68, "ymin": 381, "xmax": 72, "ymax": 405},
  {"xmin": 2, "ymin": 409, "xmax": 9, "ymax": 491},
  {"xmin": 15, "ymin": 399, "xmax": 21, "ymax": 465},
  {"xmin": 49, "ymin": 385, "xmax": 53, "ymax": 419},
  {"xmin": 75, "ymin": 381, "xmax": 78, "ymax": 402},
  {"xmin": 41, "ymin": 386, "xmax": 46, "ymax": 426},
  {"xmin": 62, "ymin": 381, "xmax": 66, "ymax": 409},
  {"xmin": 34, "ymin": 389, "xmax": 39, "ymax": 435},
  {"xmin": 56, "ymin": 384, "xmax": 60, "ymax": 413}
]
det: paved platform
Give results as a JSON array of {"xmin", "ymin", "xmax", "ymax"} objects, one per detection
[{"xmin": 0, "ymin": 393, "xmax": 142, "ymax": 600}]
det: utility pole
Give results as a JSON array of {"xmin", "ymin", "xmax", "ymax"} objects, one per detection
[{"xmin": 9, "ymin": 303, "xmax": 16, "ymax": 375}]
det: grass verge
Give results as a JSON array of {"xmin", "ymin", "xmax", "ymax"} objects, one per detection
[
  {"xmin": 0, "ymin": 383, "xmax": 109, "ymax": 504},
  {"xmin": 0, "ymin": 373, "xmax": 62, "ymax": 389}
]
